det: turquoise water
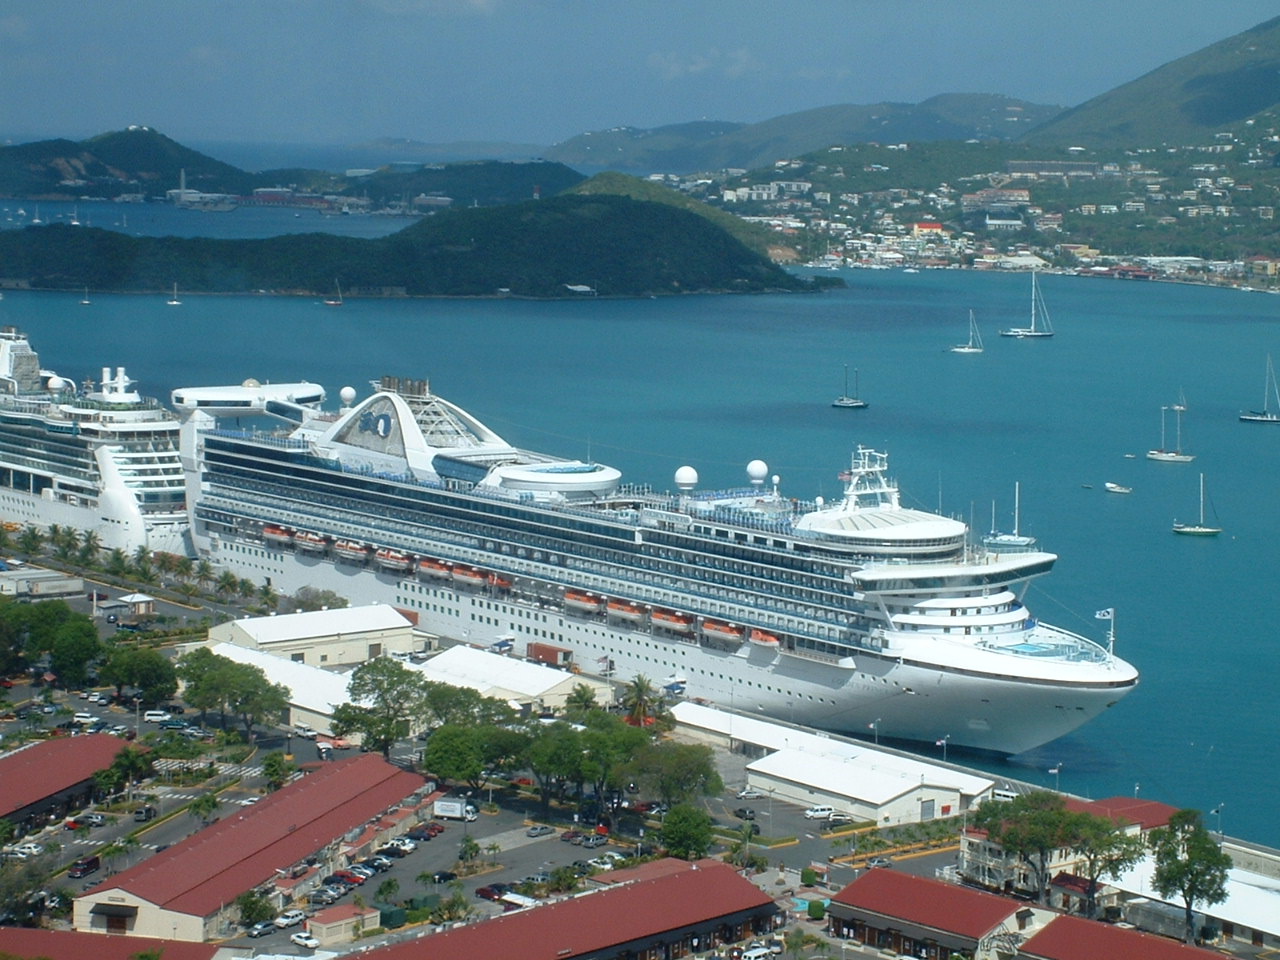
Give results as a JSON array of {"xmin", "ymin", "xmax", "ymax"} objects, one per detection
[{"xmin": 1, "ymin": 269, "xmax": 1276, "ymax": 844}]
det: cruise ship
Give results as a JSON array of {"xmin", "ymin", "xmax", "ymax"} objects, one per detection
[
  {"xmin": 0, "ymin": 327, "xmax": 188, "ymax": 554},
  {"xmin": 174, "ymin": 374, "xmax": 1139, "ymax": 755}
]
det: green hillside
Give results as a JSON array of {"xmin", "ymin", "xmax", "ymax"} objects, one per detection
[
  {"xmin": 0, "ymin": 194, "xmax": 818, "ymax": 298},
  {"xmin": 1023, "ymin": 15, "xmax": 1280, "ymax": 147}
]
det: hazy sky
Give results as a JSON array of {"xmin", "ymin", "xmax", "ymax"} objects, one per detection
[{"xmin": 3, "ymin": 1, "xmax": 1277, "ymax": 147}]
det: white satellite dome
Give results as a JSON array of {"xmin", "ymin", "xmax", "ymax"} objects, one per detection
[
  {"xmin": 340, "ymin": 386, "xmax": 357, "ymax": 406},
  {"xmin": 674, "ymin": 465, "xmax": 698, "ymax": 491},
  {"xmin": 46, "ymin": 375, "xmax": 65, "ymax": 391},
  {"xmin": 747, "ymin": 459, "xmax": 768, "ymax": 485}
]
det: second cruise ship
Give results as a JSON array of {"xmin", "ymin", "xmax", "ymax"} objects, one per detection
[{"xmin": 173, "ymin": 373, "xmax": 1139, "ymax": 755}]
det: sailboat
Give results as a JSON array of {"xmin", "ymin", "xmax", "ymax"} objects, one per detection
[
  {"xmin": 166, "ymin": 282, "xmax": 182, "ymax": 306},
  {"xmin": 1173, "ymin": 474, "xmax": 1221, "ymax": 536},
  {"xmin": 950, "ymin": 310, "xmax": 984, "ymax": 353},
  {"xmin": 999, "ymin": 271, "xmax": 1055, "ymax": 338},
  {"xmin": 831, "ymin": 365, "xmax": 868, "ymax": 409},
  {"xmin": 324, "ymin": 280, "xmax": 344, "ymax": 306},
  {"xmin": 1147, "ymin": 395, "xmax": 1194, "ymax": 462},
  {"xmin": 982, "ymin": 482, "xmax": 1037, "ymax": 550},
  {"xmin": 1239, "ymin": 354, "xmax": 1280, "ymax": 423}
]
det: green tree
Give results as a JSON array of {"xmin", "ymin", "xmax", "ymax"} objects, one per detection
[
  {"xmin": 625, "ymin": 741, "xmax": 723, "ymax": 808},
  {"xmin": 224, "ymin": 661, "xmax": 289, "ymax": 741},
  {"xmin": 621, "ymin": 674, "xmax": 663, "ymax": 727},
  {"xmin": 111, "ymin": 746, "xmax": 153, "ymax": 800},
  {"xmin": 288, "ymin": 586, "xmax": 348, "ymax": 612},
  {"xmin": 562, "ymin": 683, "xmax": 599, "ymax": 718},
  {"xmin": 579, "ymin": 711, "xmax": 648, "ymax": 812},
  {"xmin": 525, "ymin": 721, "xmax": 583, "ymax": 815},
  {"xmin": 235, "ymin": 891, "xmax": 275, "ymax": 925},
  {"xmin": 0, "ymin": 817, "xmax": 15, "ymax": 846},
  {"xmin": 1150, "ymin": 809, "xmax": 1232, "ymax": 944},
  {"xmin": 784, "ymin": 928, "xmax": 828, "ymax": 959},
  {"xmin": 176, "ymin": 647, "xmax": 235, "ymax": 725},
  {"xmin": 422, "ymin": 724, "xmax": 486, "ymax": 785},
  {"xmin": 458, "ymin": 834, "xmax": 481, "ymax": 867},
  {"xmin": 77, "ymin": 530, "xmax": 102, "ymax": 565},
  {"xmin": 1072, "ymin": 813, "xmax": 1147, "ymax": 919},
  {"xmin": 660, "ymin": 803, "xmax": 713, "ymax": 860},
  {"xmin": 261, "ymin": 751, "xmax": 296, "ymax": 792},
  {"xmin": 973, "ymin": 790, "xmax": 1079, "ymax": 904},
  {"xmin": 331, "ymin": 657, "xmax": 428, "ymax": 758},
  {"xmin": 100, "ymin": 646, "xmax": 177, "ymax": 703},
  {"xmin": 48, "ymin": 618, "xmax": 103, "ymax": 689},
  {"xmin": 188, "ymin": 792, "xmax": 219, "ymax": 823},
  {"xmin": 16, "ymin": 524, "xmax": 44, "ymax": 556}
]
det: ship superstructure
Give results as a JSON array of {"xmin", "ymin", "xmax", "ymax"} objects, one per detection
[
  {"xmin": 0, "ymin": 327, "xmax": 188, "ymax": 554},
  {"xmin": 176, "ymin": 374, "xmax": 1139, "ymax": 755}
]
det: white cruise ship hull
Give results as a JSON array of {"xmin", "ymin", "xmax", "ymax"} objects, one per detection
[{"xmin": 208, "ymin": 536, "xmax": 1132, "ymax": 755}]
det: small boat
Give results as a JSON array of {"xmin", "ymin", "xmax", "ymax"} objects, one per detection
[
  {"xmin": 982, "ymin": 482, "xmax": 1037, "ymax": 551},
  {"xmin": 1147, "ymin": 396, "xmax": 1195, "ymax": 462},
  {"xmin": 1239, "ymin": 353, "xmax": 1280, "ymax": 423},
  {"xmin": 564, "ymin": 590, "xmax": 605, "ymax": 613},
  {"xmin": 701, "ymin": 620, "xmax": 745, "ymax": 641},
  {"xmin": 749, "ymin": 628, "xmax": 780, "ymax": 646},
  {"xmin": 832, "ymin": 364, "xmax": 868, "ymax": 409},
  {"xmin": 262, "ymin": 525, "xmax": 294, "ymax": 545},
  {"xmin": 487, "ymin": 573, "xmax": 512, "ymax": 590},
  {"xmin": 418, "ymin": 557, "xmax": 452, "ymax": 579},
  {"xmin": 375, "ymin": 548, "xmax": 414, "ymax": 572},
  {"xmin": 1173, "ymin": 473, "xmax": 1221, "ymax": 536},
  {"xmin": 606, "ymin": 600, "xmax": 645, "ymax": 623},
  {"xmin": 80, "ymin": 287, "xmax": 91, "ymax": 305},
  {"xmin": 293, "ymin": 531, "xmax": 328, "ymax": 552},
  {"xmin": 999, "ymin": 271, "xmax": 1055, "ymax": 338},
  {"xmin": 1104, "ymin": 483, "xmax": 1132, "ymax": 494},
  {"xmin": 324, "ymin": 280, "xmax": 344, "ymax": 306},
  {"xmin": 652, "ymin": 609, "xmax": 695, "ymax": 633},
  {"xmin": 166, "ymin": 282, "xmax": 182, "ymax": 306},
  {"xmin": 950, "ymin": 309, "xmax": 984, "ymax": 353},
  {"xmin": 451, "ymin": 565, "xmax": 487, "ymax": 586},
  {"xmin": 334, "ymin": 539, "xmax": 371, "ymax": 562}
]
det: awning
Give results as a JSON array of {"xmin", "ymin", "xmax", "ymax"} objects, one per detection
[{"xmin": 89, "ymin": 902, "xmax": 139, "ymax": 917}]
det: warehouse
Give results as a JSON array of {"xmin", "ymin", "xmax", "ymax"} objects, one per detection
[{"xmin": 208, "ymin": 604, "xmax": 420, "ymax": 666}]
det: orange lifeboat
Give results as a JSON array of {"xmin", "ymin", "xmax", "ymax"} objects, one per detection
[
  {"xmin": 418, "ymin": 558, "xmax": 451, "ymax": 579},
  {"xmin": 606, "ymin": 600, "xmax": 645, "ymax": 623},
  {"xmin": 294, "ymin": 531, "xmax": 328, "ymax": 552},
  {"xmin": 564, "ymin": 590, "xmax": 605, "ymax": 613},
  {"xmin": 749, "ymin": 628, "xmax": 780, "ymax": 646},
  {"xmin": 334, "ymin": 540, "xmax": 371, "ymax": 563},
  {"xmin": 488, "ymin": 573, "xmax": 513, "ymax": 590},
  {"xmin": 701, "ymin": 620, "xmax": 745, "ymax": 641},
  {"xmin": 375, "ymin": 548, "xmax": 414, "ymax": 572},
  {"xmin": 451, "ymin": 566, "xmax": 487, "ymax": 587},
  {"xmin": 263, "ymin": 525, "xmax": 293, "ymax": 545},
  {"xmin": 652, "ymin": 609, "xmax": 695, "ymax": 633}
]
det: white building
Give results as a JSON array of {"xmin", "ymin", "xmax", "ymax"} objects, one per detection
[
  {"xmin": 407, "ymin": 645, "xmax": 613, "ymax": 714},
  {"xmin": 208, "ymin": 605, "xmax": 421, "ymax": 667}
]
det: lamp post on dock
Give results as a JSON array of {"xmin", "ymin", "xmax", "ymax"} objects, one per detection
[
  {"xmin": 936, "ymin": 734, "xmax": 950, "ymax": 763},
  {"xmin": 1048, "ymin": 764, "xmax": 1061, "ymax": 793},
  {"xmin": 871, "ymin": 718, "xmax": 881, "ymax": 746},
  {"xmin": 1211, "ymin": 804, "xmax": 1224, "ymax": 843}
]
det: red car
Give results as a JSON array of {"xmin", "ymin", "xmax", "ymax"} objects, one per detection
[
  {"xmin": 425, "ymin": 821, "xmax": 445, "ymax": 836},
  {"xmin": 333, "ymin": 870, "xmax": 365, "ymax": 885},
  {"xmin": 560, "ymin": 829, "xmax": 583, "ymax": 843}
]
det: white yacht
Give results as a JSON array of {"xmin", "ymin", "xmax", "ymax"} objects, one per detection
[
  {"xmin": 0, "ymin": 327, "xmax": 188, "ymax": 554},
  {"xmin": 175, "ymin": 374, "xmax": 1139, "ymax": 756}
]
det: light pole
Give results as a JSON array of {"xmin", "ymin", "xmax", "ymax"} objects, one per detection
[
  {"xmin": 1211, "ymin": 804, "xmax": 1224, "ymax": 842},
  {"xmin": 872, "ymin": 717, "xmax": 881, "ymax": 746},
  {"xmin": 133, "ymin": 697, "xmax": 141, "ymax": 738},
  {"xmin": 937, "ymin": 734, "xmax": 950, "ymax": 763},
  {"xmin": 1049, "ymin": 763, "xmax": 1062, "ymax": 793}
]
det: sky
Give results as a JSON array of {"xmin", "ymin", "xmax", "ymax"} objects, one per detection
[{"xmin": 2, "ymin": 0, "xmax": 1279, "ymax": 149}]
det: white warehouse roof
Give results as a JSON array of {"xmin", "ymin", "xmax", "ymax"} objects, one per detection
[
  {"xmin": 228, "ymin": 604, "xmax": 411, "ymax": 645},
  {"xmin": 208, "ymin": 642, "xmax": 355, "ymax": 717},
  {"xmin": 672, "ymin": 700, "xmax": 992, "ymax": 799},
  {"xmin": 408, "ymin": 645, "xmax": 595, "ymax": 700}
]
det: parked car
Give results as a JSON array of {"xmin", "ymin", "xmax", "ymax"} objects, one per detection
[
  {"xmin": 526, "ymin": 824, "xmax": 555, "ymax": 837},
  {"xmin": 406, "ymin": 827, "xmax": 432, "ymax": 842},
  {"xmin": 374, "ymin": 845, "xmax": 406, "ymax": 859},
  {"xmin": 587, "ymin": 857, "xmax": 615, "ymax": 871},
  {"xmin": 290, "ymin": 931, "xmax": 319, "ymax": 949},
  {"xmin": 387, "ymin": 836, "xmax": 416, "ymax": 852},
  {"xmin": 828, "ymin": 812, "xmax": 855, "ymax": 825},
  {"xmin": 308, "ymin": 889, "xmax": 340, "ymax": 906},
  {"xmin": 273, "ymin": 909, "xmax": 306, "ymax": 928},
  {"xmin": 431, "ymin": 870, "xmax": 457, "ymax": 884},
  {"xmin": 520, "ymin": 872, "xmax": 552, "ymax": 886},
  {"xmin": 560, "ymin": 829, "xmax": 584, "ymax": 843},
  {"xmin": 475, "ymin": 882, "xmax": 511, "ymax": 901},
  {"xmin": 803, "ymin": 805, "xmax": 834, "ymax": 820},
  {"xmin": 736, "ymin": 787, "xmax": 764, "ymax": 800},
  {"xmin": 733, "ymin": 807, "xmax": 756, "ymax": 820},
  {"xmin": 10, "ymin": 843, "xmax": 43, "ymax": 858},
  {"xmin": 134, "ymin": 805, "xmax": 157, "ymax": 822},
  {"xmin": 346, "ymin": 864, "xmax": 377, "ymax": 879},
  {"xmin": 866, "ymin": 856, "xmax": 894, "ymax": 868},
  {"xmin": 246, "ymin": 920, "xmax": 275, "ymax": 938},
  {"xmin": 321, "ymin": 875, "xmax": 354, "ymax": 890},
  {"xmin": 368, "ymin": 855, "xmax": 394, "ymax": 870},
  {"xmin": 68, "ymin": 855, "xmax": 99, "ymax": 878},
  {"xmin": 571, "ymin": 859, "xmax": 593, "ymax": 875},
  {"xmin": 424, "ymin": 821, "xmax": 445, "ymax": 836},
  {"xmin": 580, "ymin": 834, "xmax": 606, "ymax": 848}
]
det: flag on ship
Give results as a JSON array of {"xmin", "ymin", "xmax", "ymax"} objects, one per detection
[
  {"xmin": 1095, "ymin": 608, "xmax": 1114, "ymax": 620},
  {"xmin": 1048, "ymin": 765, "xmax": 1061, "ymax": 774}
]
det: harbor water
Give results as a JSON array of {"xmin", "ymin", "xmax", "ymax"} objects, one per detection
[{"xmin": 0, "ymin": 265, "xmax": 1275, "ymax": 845}]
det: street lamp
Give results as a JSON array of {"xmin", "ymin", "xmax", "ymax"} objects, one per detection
[
  {"xmin": 937, "ymin": 734, "xmax": 950, "ymax": 763},
  {"xmin": 871, "ymin": 717, "xmax": 881, "ymax": 746},
  {"xmin": 1211, "ymin": 804, "xmax": 1224, "ymax": 842},
  {"xmin": 1049, "ymin": 763, "xmax": 1062, "ymax": 793}
]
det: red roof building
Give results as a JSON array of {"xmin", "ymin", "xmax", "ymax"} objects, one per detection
[
  {"xmin": 73, "ymin": 753, "xmax": 424, "ymax": 942},
  {"xmin": 827, "ymin": 869, "xmax": 1055, "ymax": 958},
  {"xmin": 1021, "ymin": 914, "xmax": 1221, "ymax": 960},
  {"xmin": 1064, "ymin": 796, "xmax": 1178, "ymax": 831},
  {"xmin": 0, "ymin": 733, "xmax": 127, "ymax": 831},
  {"xmin": 362, "ymin": 859, "xmax": 777, "ymax": 960},
  {"xmin": 0, "ymin": 928, "xmax": 218, "ymax": 960}
]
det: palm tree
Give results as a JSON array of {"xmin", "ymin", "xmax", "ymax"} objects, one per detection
[
  {"xmin": 173, "ymin": 555, "xmax": 194, "ymax": 582},
  {"xmin": 131, "ymin": 545, "xmax": 152, "ymax": 572},
  {"xmin": 783, "ymin": 928, "xmax": 828, "ymax": 959},
  {"xmin": 237, "ymin": 577, "xmax": 256, "ymax": 600},
  {"xmin": 484, "ymin": 841, "xmax": 501, "ymax": 867},
  {"xmin": 622, "ymin": 675, "xmax": 661, "ymax": 727},
  {"xmin": 105, "ymin": 548, "xmax": 130, "ymax": 576},
  {"xmin": 16, "ymin": 524, "xmax": 44, "ymax": 556},
  {"xmin": 77, "ymin": 530, "xmax": 102, "ymax": 566},
  {"xmin": 458, "ymin": 834, "xmax": 481, "ymax": 867},
  {"xmin": 257, "ymin": 582, "xmax": 278, "ymax": 612},
  {"xmin": 563, "ymin": 683, "xmax": 598, "ymax": 718},
  {"xmin": 195, "ymin": 559, "xmax": 215, "ymax": 592},
  {"xmin": 215, "ymin": 571, "xmax": 239, "ymax": 599}
]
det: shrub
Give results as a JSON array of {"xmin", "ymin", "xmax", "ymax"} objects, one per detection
[
  {"xmin": 800, "ymin": 867, "xmax": 818, "ymax": 886},
  {"xmin": 807, "ymin": 899, "xmax": 826, "ymax": 921}
]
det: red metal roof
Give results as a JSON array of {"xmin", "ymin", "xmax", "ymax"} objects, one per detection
[
  {"xmin": 0, "ymin": 927, "xmax": 218, "ymax": 960},
  {"xmin": 1022, "ymin": 915, "xmax": 1221, "ymax": 959},
  {"xmin": 80, "ymin": 753, "xmax": 423, "ymax": 918},
  {"xmin": 0, "ymin": 733, "xmax": 128, "ymax": 818},
  {"xmin": 363, "ymin": 859, "xmax": 774, "ymax": 960},
  {"xmin": 1063, "ymin": 796, "xmax": 1178, "ymax": 831},
  {"xmin": 831, "ymin": 869, "xmax": 1019, "ymax": 940},
  {"xmin": 587, "ymin": 855, "xmax": 719, "ymax": 886}
]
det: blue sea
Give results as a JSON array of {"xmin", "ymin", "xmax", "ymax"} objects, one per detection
[{"xmin": 0, "ymin": 262, "xmax": 1276, "ymax": 846}]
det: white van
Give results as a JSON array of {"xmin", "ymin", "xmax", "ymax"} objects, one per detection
[
  {"xmin": 803, "ymin": 804, "xmax": 834, "ymax": 820},
  {"xmin": 293, "ymin": 723, "xmax": 317, "ymax": 739},
  {"xmin": 743, "ymin": 947, "xmax": 773, "ymax": 960},
  {"xmin": 142, "ymin": 710, "xmax": 170, "ymax": 723}
]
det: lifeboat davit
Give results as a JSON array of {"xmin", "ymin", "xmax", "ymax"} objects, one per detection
[
  {"xmin": 263, "ymin": 525, "xmax": 293, "ymax": 545},
  {"xmin": 375, "ymin": 548, "xmax": 414, "ymax": 572},
  {"xmin": 488, "ymin": 573, "xmax": 513, "ymax": 590},
  {"xmin": 606, "ymin": 600, "xmax": 645, "ymax": 623},
  {"xmin": 451, "ymin": 566, "xmax": 487, "ymax": 587},
  {"xmin": 334, "ymin": 540, "xmax": 371, "ymax": 563},
  {"xmin": 419, "ymin": 558, "xmax": 451, "ymax": 579},
  {"xmin": 702, "ymin": 620, "xmax": 745, "ymax": 641},
  {"xmin": 564, "ymin": 590, "xmax": 605, "ymax": 613},
  {"xmin": 294, "ymin": 531, "xmax": 328, "ymax": 552},
  {"xmin": 749, "ymin": 628, "xmax": 780, "ymax": 646},
  {"xmin": 652, "ymin": 609, "xmax": 695, "ymax": 633}
]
